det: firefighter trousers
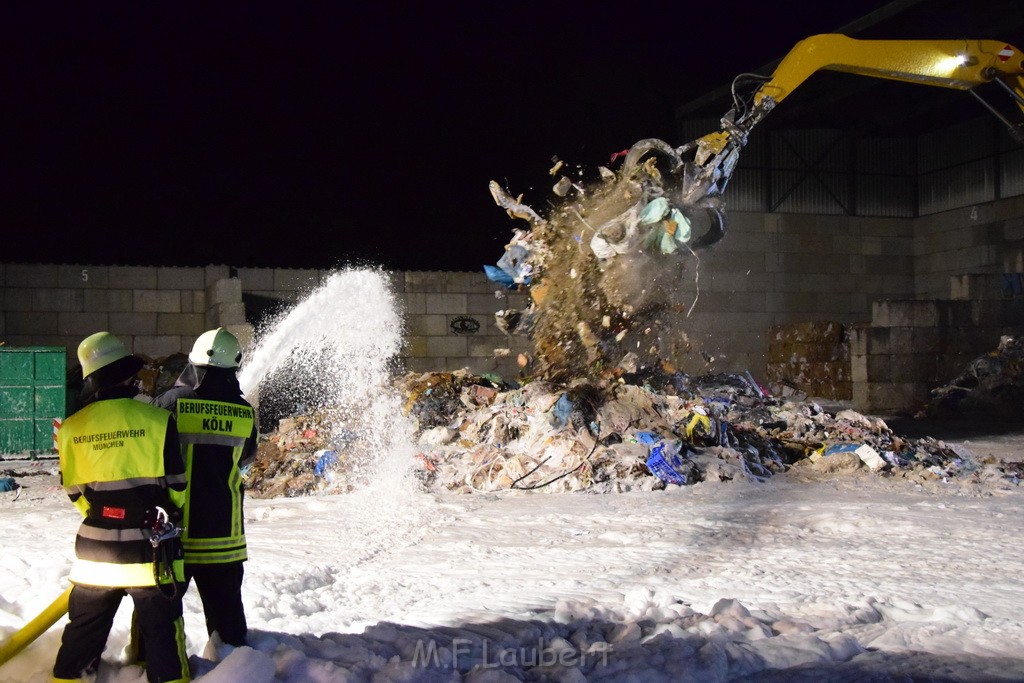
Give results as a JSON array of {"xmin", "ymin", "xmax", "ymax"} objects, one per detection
[
  {"xmin": 186, "ymin": 561, "xmax": 247, "ymax": 647},
  {"xmin": 53, "ymin": 584, "xmax": 189, "ymax": 683}
]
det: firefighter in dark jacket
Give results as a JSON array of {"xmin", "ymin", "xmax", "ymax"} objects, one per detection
[
  {"xmin": 155, "ymin": 327, "xmax": 257, "ymax": 650},
  {"xmin": 53, "ymin": 332, "xmax": 190, "ymax": 683}
]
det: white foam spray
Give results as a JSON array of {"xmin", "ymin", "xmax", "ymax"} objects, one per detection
[{"xmin": 238, "ymin": 268, "xmax": 423, "ymax": 500}]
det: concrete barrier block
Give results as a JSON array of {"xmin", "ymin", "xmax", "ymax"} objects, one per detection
[
  {"xmin": 110, "ymin": 266, "xmax": 158, "ymax": 289},
  {"xmin": 444, "ymin": 271, "xmax": 485, "ymax": 292},
  {"xmin": 59, "ymin": 265, "xmax": 109, "ymax": 288},
  {"xmin": 851, "ymin": 354, "xmax": 867, "ymax": 382},
  {"xmin": 866, "ymin": 327, "xmax": 891, "ymax": 354},
  {"xmin": 57, "ymin": 311, "xmax": 105, "ymax": 336},
  {"xmin": 937, "ymin": 300, "xmax": 973, "ymax": 327},
  {"xmin": 3, "ymin": 288, "xmax": 34, "ymax": 312},
  {"xmin": 866, "ymin": 354, "xmax": 891, "ymax": 379},
  {"xmin": 889, "ymin": 327, "xmax": 912, "ymax": 351},
  {"xmin": 237, "ymin": 267, "xmax": 275, "ymax": 290},
  {"xmin": 5, "ymin": 311, "xmax": 58, "ymax": 335},
  {"xmin": 849, "ymin": 325, "xmax": 868, "ymax": 356},
  {"xmin": 425, "ymin": 293, "xmax": 467, "ymax": 315},
  {"xmin": 467, "ymin": 292, "xmax": 504, "ymax": 315},
  {"xmin": 889, "ymin": 353, "xmax": 936, "ymax": 382},
  {"xmin": 224, "ymin": 323, "xmax": 254, "ymax": 355},
  {"xmin": 855, "ymin": 381, "xmax": 927, "ymax": 414},
  {"xmin": 950, "ymin": 273, "xmax": 1017, "ymax": 301},
  {"xmin": 403, "ymin": 336, "xmax": 428, "ymax": 357},
  {"xmin": 84, "ymin": 289, "xmax": 132, "ymax": 313},
  {"xmin": 1002, "ymin": 247, "xmax": 1024, "ymax": 273},
  {"xmin": 905, "ymin": 301, "xmax": 937, "ymax": 327},
  {"xmin": 397, "ymin": 292, "xmax": 425, "ymax": 317},
  {"xmin": 400, "ymin": 356, "xmax": 436, "ymax": 374},
  {"xmin": 207, "ymin": 278, "xmax": 243, "ymax": 306},
  {"xmin": 884, "ymin": 300, "xmax": 940, "ymax": 327},
  {"xmin": 404, "ymin": 271, "xmax": 447, "ymax": 294},
  {"xmin": 110, "ymin": 312, "xmax": 158, "ymax": 336},
  {"xmin": 207, "ymin": 302, "xmax": 246, "ymax": 327},
  {"xmin": 6, "ymin": 264, "xmax": 58, "ymax": 287},
  {"xmin": 134, "ymin": 290, "xmax": 181, "ymax": 313},
  {"xmin": 33, "ymin": 289, "xmax": 84, "ymax": 312},
  {"xmin": 398, "ymin": 292, "xmax": 426, "ymax": 316},
  {"xmin": 871, "ymin": 301, "xmax": 891, "ymax": 327},
  {"xmin": 426, "ymin": 336, "xmax": 467, "ymax": 357},
  {"xmin": 157, "ymin": 313, "xmax": 205, "ymax": 336},
  {"xmin": 157, "ymin": 267, "xmax": 204, "ymax": 290},
  {"xmin": 467, "ymin": 336, "xmax": 515, "ymax": 358},
  {"xmin": 204, "ymin": 265, "xmax": 231, "ymax": 285},
  {"xmin": 405, "ymin": 315, "xmax": 448, "ymax": 336}
]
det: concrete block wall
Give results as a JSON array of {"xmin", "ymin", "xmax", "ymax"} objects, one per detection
[
  {"xmin": 235, "ymin": 267, "xmax": 533, "ymax": 380},
  {"xmin": 2, "ymin": 192, "xmax": 1021, "ymax": 403},
  {"xmin": 1, "ymin": 263, "xmax": 532, "ymax": 380},
  {"xmin": 0, "ymin": 263, "xmax": 242, "ymax": 364},
  {"xmin": 658, "ymin": 209, "xmax": 914, "ymax": 378},
  {"xmin": 915, "ymin": 195, "xmax": 1024, "ymax": 298},
  {"xmin": 392, "ymin": 271, "xmax": 532, "ymax": 379},
  {"xmin": 850, "ymin": 278, "xmax": 1024, "ymax": 414}
]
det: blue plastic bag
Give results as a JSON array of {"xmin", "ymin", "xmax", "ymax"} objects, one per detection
[{"xmin": 314, "ymin": 450, "xmax": 339, "ymax": 478}]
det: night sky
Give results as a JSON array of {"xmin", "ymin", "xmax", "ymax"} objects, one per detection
[{"xmin": 3, "ymin": 2, "xmax": 897, "ymax": 272}]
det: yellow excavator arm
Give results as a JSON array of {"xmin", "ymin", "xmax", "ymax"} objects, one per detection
[
  {"xmin": 626, "ymin": 34, "xmax": 1024, "ymax": 249},
  {"xmin": 755, "ymin": 34, "xmax": 1024, "ymax": 108}
]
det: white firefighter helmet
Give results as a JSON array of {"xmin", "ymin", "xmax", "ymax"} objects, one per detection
[
  {"xmin": 78, "ymin": 331, "xmax": 133, "ymax": 379},
  {"xmin": 189, "ymin": 327, "xmax": 243, "ymax": 368}
]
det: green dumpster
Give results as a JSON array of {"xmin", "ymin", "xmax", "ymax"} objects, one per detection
[{"xmin": 0, "ymin": 347, "xmax": 67, "ymax": 457}]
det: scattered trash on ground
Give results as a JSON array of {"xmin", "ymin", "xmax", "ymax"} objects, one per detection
[
  {"xmin": 925, "ymin": 335, "xmax": 1024, "ymax": 419},
  {"xmin": 244, "ymin": 368, "xmax": 1021, "ymax": 497}
]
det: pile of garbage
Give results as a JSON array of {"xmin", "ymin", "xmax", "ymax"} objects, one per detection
[
  {"xmin": 925, "ymin": 335, "xmax": 1024, "ymax": 420},
  {"xmin": 243, "ymin": 368, "xmax": 1022, "ymax": 497}
]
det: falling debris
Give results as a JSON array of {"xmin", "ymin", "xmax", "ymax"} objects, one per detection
[{"xmin": 483, "ymin": 138, "xmax": 731, "ymax": 384}]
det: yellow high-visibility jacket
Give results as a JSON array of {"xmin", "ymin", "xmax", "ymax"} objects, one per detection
[{"xmin": 58, "ymin": 397, "xmax": 187, "ymax": 587}]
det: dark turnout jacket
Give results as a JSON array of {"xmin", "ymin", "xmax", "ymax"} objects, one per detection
[{"xmin": 156, "ymin": 363, "xmax": 258, "ymax": 565}]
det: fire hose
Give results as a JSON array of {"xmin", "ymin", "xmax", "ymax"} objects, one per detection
[{"xmin": 0, "ymin": 507, "xmax": 185, "ymax": 669}]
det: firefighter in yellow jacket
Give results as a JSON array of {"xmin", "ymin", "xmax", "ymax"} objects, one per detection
[
  {"xmin": 53, "ymin": 332, "xmax": 190, "ymax": 683},
  {"xmin": 155, "ymin": 328, "xmax": 257, "ymax": 652}
]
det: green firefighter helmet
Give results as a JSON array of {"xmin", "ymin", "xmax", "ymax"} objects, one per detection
[
  {"xmin": 78, "ymin": 331, "xmax": 132, "ymax": 378},
  {"xmin": 189, "ymin": 327, "xmax": 243, "ymax": 368}
]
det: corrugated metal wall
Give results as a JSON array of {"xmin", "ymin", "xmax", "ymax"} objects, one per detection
[
  {"xmin": 919, "ymin": 118, "xmax": 996, "ymax": 214},
  {"xmin": 676, "ymin": 113, "xmax": 1024, "ymax": 219},
  {"xmin": 999, "ymin": 142, "xmax": 1024, "ymax": 198},
  {"xmin": 855, "ymin": 137, "xmax": 915, "ymax": 218}
]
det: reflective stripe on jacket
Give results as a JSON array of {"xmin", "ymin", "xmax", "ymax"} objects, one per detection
[
  {"xmin": 176, "ymin": 397, "xmax": 255, "ymax": 564},
  {"xmin": 58, "ymin": 399, "xmax": 184, "ymax": 587}
]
